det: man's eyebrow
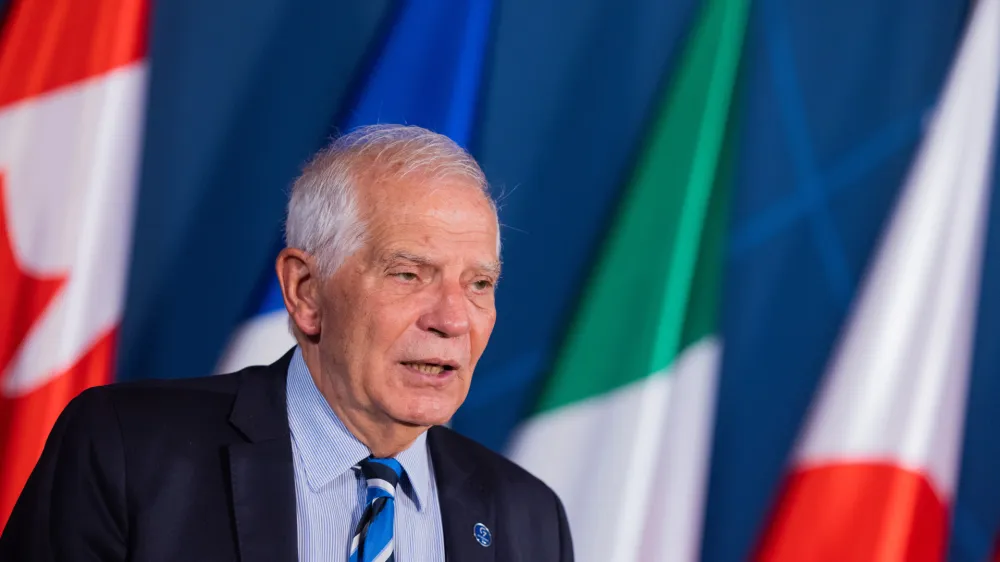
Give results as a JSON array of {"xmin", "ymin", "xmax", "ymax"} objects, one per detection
[
  {"xmin": 477, "ymin": 260, "xmax": 502, "ymax": 278},
  {"xmin": 380, "ymin": 250, "xmax": 435, "ymax": 267},
  {"xmin": 380, "ymin": 251, "xmax": 501, "ymax": 277}
]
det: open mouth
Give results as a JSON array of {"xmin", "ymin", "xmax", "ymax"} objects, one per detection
[{"xmin": 401, "ymin": 361, "xmax": 457, "ymax": 375}]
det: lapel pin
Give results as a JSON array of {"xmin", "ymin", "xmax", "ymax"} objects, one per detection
[{"xmin": 473, "ymin": 522, "xmax": 492, "ymax": 547}]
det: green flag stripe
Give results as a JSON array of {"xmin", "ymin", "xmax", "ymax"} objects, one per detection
[
  {"xmin": 533, "ymin": 0, "xmax": 749, "ymax": 413},
  {"xmin": 680, "ymin": 90, "xmax": 737, "ymax": 356},
  {"xmin": 647, "ymin": 0, "xmax": 748, "ymax": 374}
]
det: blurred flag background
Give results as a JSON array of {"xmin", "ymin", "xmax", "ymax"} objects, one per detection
[{"xmin": 2, "ymin": 0, "xmax": 1000, "ymax": 560}]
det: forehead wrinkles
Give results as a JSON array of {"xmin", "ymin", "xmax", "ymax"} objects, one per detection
[
  {"xmin": 346, "ymin": 160, "xmax": 500, "ymax": 258},
  {"xmin": 361, "ymin": 174, "xmax": 494, "ymax": 227}
]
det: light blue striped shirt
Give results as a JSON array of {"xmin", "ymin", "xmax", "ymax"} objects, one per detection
[{"xmin": 286, "ymin": 348, "xmax": 446, "ymax": 561}]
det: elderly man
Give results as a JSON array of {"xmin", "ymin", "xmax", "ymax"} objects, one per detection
[{"xmin": 0, "ymin": 125, "xmax": 573, "ymax": 561}]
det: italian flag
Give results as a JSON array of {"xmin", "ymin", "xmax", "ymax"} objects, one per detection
[
  {"xmin": 755, "ymin": 0, "xmax": 1000, "ymax": 559},
  {"xmin": 0, "ymin": 0, "xmax": 148, "ymax": 526},
  {"xmin": 506, "ymin": 0, "xmax": 747, "ymax": 559}
]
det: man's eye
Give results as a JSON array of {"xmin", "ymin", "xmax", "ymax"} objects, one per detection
[
  {"xmin": 393, "ymin": 272, "xmax": 418, "ymax": 281},
  {"xmin": 472, "ymin": 279, "xmax": 494, "ymax": 292}
]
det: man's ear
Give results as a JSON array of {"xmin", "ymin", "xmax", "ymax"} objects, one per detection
[{"xmin": 276, "ymin": 248, "xmax": 322, "ymax": 337}]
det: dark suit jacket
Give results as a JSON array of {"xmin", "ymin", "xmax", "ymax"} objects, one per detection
[{"xmin": 0, "ymin": 349, "xmax": 573, "ymax": 562}]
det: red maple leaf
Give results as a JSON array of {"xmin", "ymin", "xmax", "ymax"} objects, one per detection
[
  {"xmin": 0, "ymin": 171, "xmax": 68, "ymax": 377},
  {"xmin": 0, "ymin": 173, "xmax": 120, "ymax": 530}
]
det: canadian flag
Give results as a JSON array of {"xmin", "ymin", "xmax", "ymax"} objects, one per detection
[
  {"xmin": 0, "ymin": 0, "xmax": 148, "ymax": 527},
  {"xmin": 755, "ymin": 0, "xmax": 1000, "ymax": 559}
]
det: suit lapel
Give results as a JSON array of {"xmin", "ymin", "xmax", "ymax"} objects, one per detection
[
  {"xmin": 229, "ymin": 440, "xmax": 297, "ymax": 562},
  {"xmin": 227, "ymin": 349, "xmax": 298, "ymax": 562},
  {"xmin": 429, "ymin": 427, "xmax": 496, "ymax": 562}
]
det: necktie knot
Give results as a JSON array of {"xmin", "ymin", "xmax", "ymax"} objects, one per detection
[{"xmin": 356, "ymin": 457, "xmax": 404, "ymax": 498}]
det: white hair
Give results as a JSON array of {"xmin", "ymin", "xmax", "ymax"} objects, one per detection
[{"xmin": 285, "ymin": 124, "xmax": 499, "ymax": 277}]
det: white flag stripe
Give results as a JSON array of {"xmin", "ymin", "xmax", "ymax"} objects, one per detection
[
  {"xmin": 507, "ymin": 337, "xmax": 721, "ymax": 562},
  {"xmin": 794, "ymin": 0, "xmax": 1000, "ymax": 499},
  {"xmin": 0, "ymin": 64, "xmax": 147, "ymax": 396},
  {"xmin": 639, "ymin": 338, "xmax": 721, "ymax": 562},
  {"xmin": 216, "ymin": 309, "xmax": 294, "ymax": 374},
  {"xmin": 508, "ymin": 363, "xmax": 672, "ymax": 562}
]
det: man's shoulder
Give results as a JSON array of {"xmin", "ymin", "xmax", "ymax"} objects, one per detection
[
  {"xmin": 70, "ymin": 361, "xmax": 281, "ymax": 438},
  {"xmin": 101, "ymin": 365, "xmax": 245, "ymax": 396},
  {"xmin": 428, "ymin": 425, "xmax": 557, "ymax": 497},
  {"xmin": 91, "ymin": 367, "xmax": 242, "ymax": 412}
]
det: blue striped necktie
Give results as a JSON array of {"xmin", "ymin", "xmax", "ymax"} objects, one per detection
[{"xmin": 349, "ymin": 457, "xmax": 403, "ymax": 562}]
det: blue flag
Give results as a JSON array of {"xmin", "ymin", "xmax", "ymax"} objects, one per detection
[{"xmin": 216, "ymin": 0, "xmax": 493, "ymax": 373}]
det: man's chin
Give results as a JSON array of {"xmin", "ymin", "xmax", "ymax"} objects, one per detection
[
  {"xmin": 388, "ymin": 400, "xmax": 458, "ymax": 428},
  {"xmin": 393, "ymin": 412, "xmax": 453, "ymax": 428}
]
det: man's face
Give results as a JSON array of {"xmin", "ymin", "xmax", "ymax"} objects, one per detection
[{"xmin": 317, "ymin": 174, "xmax": 499, "ymax": 427}]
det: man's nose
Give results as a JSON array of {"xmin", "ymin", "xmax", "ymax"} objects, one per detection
[{"xmin": 417, "ymin": 281, "xmax": 471, "ymax": 338}]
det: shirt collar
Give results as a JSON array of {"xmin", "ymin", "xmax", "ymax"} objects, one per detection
[{"xmin": 285, "ymin": 347, "xmax": 431, "ymax": 511}]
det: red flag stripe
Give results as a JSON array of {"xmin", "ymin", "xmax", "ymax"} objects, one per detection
[
  {"xmin": 0, "ymin": 0, "xmax": 148, "ymax": 109},
  {"xmin": 0, "ymin": 0, "xmax": 149, "ymax": 528},
  {"xmin": 0, "ymin": 328, "xmax": 117, "ymax": 523},
  {"xmin": 755, "ymin": 463, "xmax": 947, "ymax": 562}
]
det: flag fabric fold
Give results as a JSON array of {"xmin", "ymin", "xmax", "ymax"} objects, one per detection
[
  {"xmin": 506, "ymin": 0, "xmax": 748, "ymax": 559},
  {"xmin": 216, "ymin": 0, "xmax": 494, "ymax": 375},
  {"xmin": 755, "ymin": 0, "xmax": 1000, "ymax": 558}
]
